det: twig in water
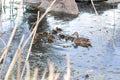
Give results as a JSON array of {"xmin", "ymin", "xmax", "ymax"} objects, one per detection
[{"xmin": 90, "ymin": 0, "xmax": 99, "ymax": 15}]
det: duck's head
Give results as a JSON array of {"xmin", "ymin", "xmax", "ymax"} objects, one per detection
[
  {"xmin": 56, "ymin": 27, "xmax": 62, "ymax": 31},
  {"xmin": 72, "ymin": 32, "xmax": 79, "ymax": 38}
]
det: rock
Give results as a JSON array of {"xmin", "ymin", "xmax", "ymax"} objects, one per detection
[{"xmin": 25, "ymin": 0, "xmax": 79, "ymax": 16}]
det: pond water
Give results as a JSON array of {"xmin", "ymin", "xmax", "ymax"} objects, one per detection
[{"xmin": 0, "ymin": 0, "xmax": 120, "ymax": 80}]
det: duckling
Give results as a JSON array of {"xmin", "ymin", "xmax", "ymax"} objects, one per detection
[
  {"xmin": 52, "ymin": 29, "xmax": 58, "ymax": 34},
  {"xmin": 56, "ymin": 27, "xmax": 62, "ymax": 31},
  {"xmin": 58, "ymin": 34, "xmax": 65, "ymax": 39},
  {"xmin": 72, "ymin": 32, "xmax": 91, "ymax": 47},
  {"xmin": 40, "ymin": 31, "xmax": 48, "ymax": 37},
  {"xmin": 65, "ymin": 35, "xmax": 73, "ymax": 41},
  {"xmin": 34, "ymin": 33, "xmax": 41, "ymax": 39},
  {"xmin": 46, "ymin": 34, "xmax": 53, "ymax": 43}
]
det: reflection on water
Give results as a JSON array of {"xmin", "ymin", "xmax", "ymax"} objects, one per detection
[{"xmin": 0, "ymin": 0, "xmax": 120, "ymax": 79}]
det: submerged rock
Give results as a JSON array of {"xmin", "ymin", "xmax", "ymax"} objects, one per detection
[{"xmin": 25, "ymin": 0, "xmax": 79, "ymax": 16}]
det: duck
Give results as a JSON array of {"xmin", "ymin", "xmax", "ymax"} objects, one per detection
[{"xmin": 72, "ymin": 32, "xmax": 91, "ymax": 47}]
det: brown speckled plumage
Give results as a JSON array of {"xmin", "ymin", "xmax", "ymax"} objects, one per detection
[{"xmin": 72, "ymin": 32, "xmax": 91, "ymax": 47}]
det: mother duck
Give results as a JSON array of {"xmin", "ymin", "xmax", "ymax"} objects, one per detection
[{"xmin": 72, "ymin": 32, "xmax": 91, "ymax": 47}]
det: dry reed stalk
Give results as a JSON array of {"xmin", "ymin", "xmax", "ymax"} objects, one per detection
[
  {"xmin": 0, "ymin": 0, "xmax": 23, "ymax": 63},
  {"xmin": 41, "ymin": 63, "xmax": 59, "ymax": 80},
  {"xmin": 24, "ymin": 61, "xmax": 30, "ymax": 80},
  {"xmin": 90, "ymin": 0, "xmax": 99, "ymax": 15},
  {"xmin": 20, "ymin": 0, "xmax": 57, "ymax": 79},
  {"xmin": 64, "ymin": 54, "xmax": 70, "ymax": 80},
  {"xmin": 4, "ymin": 35, "xmax": 24, "ymax": 80},
  {"xmin": 32, "ymin": 68, "xmax": 38, "ymax": 80},
  {"xmin": 41, "ymin": 68, "xmax": 47, "ymax": 80},
  {"xmin": 17, "ymin": 43, "xmax": 22, "ymax": 80},
  {"xmin": 112, "ymin": 0, "xmax": 116, "ymax": 49},
  {"xmin": 63, "ymin": 74, "xmax": 67, "ymax": 80},
  {"xmin": 54, "ymin": 73, "xmax": 60, "ymax": 80},
  {"xmin": 48, "ymin": 62, "xmax": 54, "ymax": 80},
  {"xmin": 0, "ymin": 48, "xmax": 6, "ymax": 79},
  {"xmin": 66, "ymin": 54, "xmax": 70, "ymax": 80}
]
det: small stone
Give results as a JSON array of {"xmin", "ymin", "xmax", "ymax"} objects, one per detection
[{"xmin": 85, "ymin": 74, "xmax": 89, "ymax": 79}]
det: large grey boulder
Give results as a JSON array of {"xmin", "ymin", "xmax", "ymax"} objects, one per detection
[{"xmin": 25, "ymin": 0, "xmax": 79, "ymax": 16}]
